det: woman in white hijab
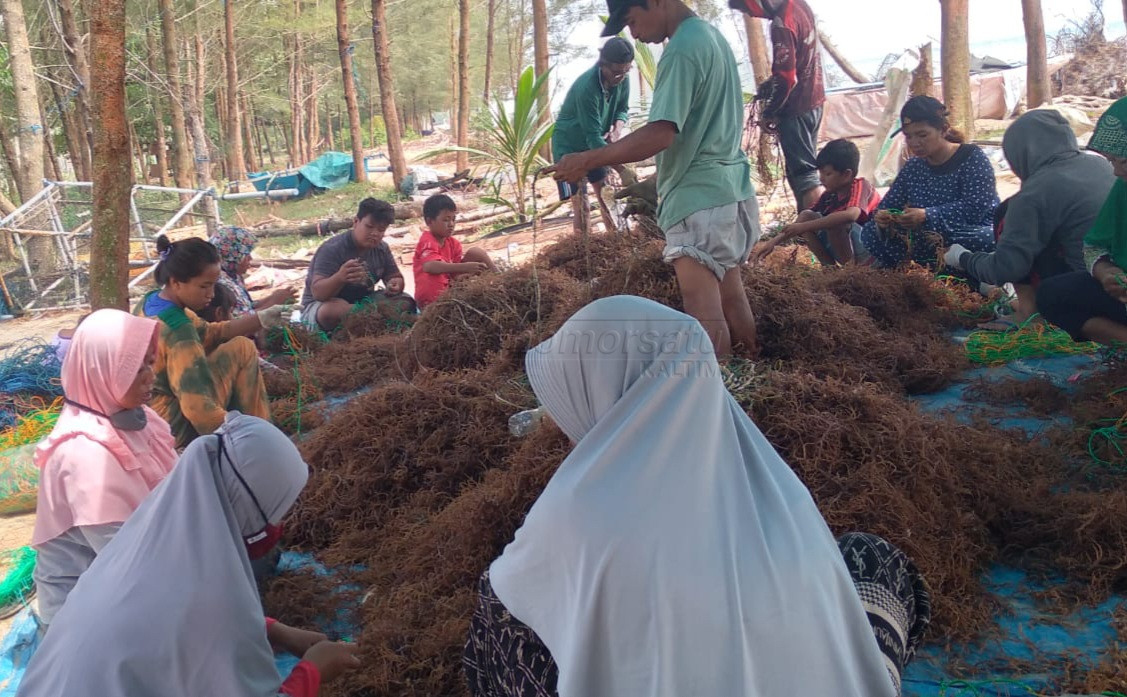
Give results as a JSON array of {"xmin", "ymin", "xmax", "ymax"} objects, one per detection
[
  {"xmin": 465, "ymin": 295, "xmax": 931, "ymax": 697},
  {"xmin": 17, "ymin": 412, "xmax": 360, "ymax": 697}
]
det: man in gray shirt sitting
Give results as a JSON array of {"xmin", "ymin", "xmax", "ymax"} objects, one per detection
[{"xmin": 300, "ymin": 197, "xmax": 416, "ymax": 331}]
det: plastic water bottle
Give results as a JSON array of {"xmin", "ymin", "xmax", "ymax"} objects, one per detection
[{"xmin": 509, "ymin": 407, "xmax": 546, "ymax": 437}]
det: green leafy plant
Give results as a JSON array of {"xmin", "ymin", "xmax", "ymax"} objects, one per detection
[{"xmin": 425, "ymin": 66, "xmax": 553, "ymax": 221}]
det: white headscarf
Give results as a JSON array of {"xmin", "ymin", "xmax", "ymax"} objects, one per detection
[
  {"xmin": 489, "ymin": 296, "xmax": 895, "ymax": 697},
  {"xmin": 17, "ymin": 412, "xmax": 309, "ymax": 697}
]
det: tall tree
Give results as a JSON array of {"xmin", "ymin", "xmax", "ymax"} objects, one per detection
[
  {"xmin": 371, "ymin": 0, "xmax": 408, "ymax": 188},
  {"xmin": 89, "ymin": 0, "xmax": 130, "ymax": 308},
  {"xmin": 224, "ymin": 0, "xmax": 246, "ymax": 183},
  {"xmin": 335, "ymin": 0, "xmax": 368, "ymax": 182},
  {"xmin": 188, "ymin": 0, "xmax": 213, "ymax": 190},
  {"xmin": 158, "ymin": 0, "xmax": 195, "ymax": 189},
  {"xmin": 483, "ymin": 0, "xmax": 496, "ymax": 103},
  {"xmin": 456, "ymin": 0, "xmax": 471, "ymax": 171},
  {"xmin": 54, "ymin": 0, "xmax": 94, "ymax": 173},
  {"xmin": 1021, "ymin": 0, "xmax": 1052, "ymax": 108},
  {"xmin": 939, "ymin": 0, "xmax": 974, "ymax": 140},
  {"xmin": 145, "ymin": 25, "xmax": 171, "ymax": 186},
  {"xmin": 742, "ymin": 15, "xmax": 775, "ymax": 188},
  {"xmin": 532, "ymin": 0, "xmax": 550, "ymax": 160},
  {"xmin": 1, "ymin": 0, "xmax": 45, "ymax": 202}
]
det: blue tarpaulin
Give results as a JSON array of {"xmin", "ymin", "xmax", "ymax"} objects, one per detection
[{"xmin": 249, "ymin": 151, "xmax": 359, "ymax": 200}]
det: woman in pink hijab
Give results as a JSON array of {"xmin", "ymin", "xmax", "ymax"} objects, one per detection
[{"xmin": 32, "ymin": 309, "xmax": 178, "ymax": 631}]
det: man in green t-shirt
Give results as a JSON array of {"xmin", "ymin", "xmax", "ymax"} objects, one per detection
[
  {"xmin": 553, "ymin": 37, "xmax": 636, "ymax": 234},
  {"xmin": 548, "ymin": 0, "xmax": 760, "ymax": 357}
]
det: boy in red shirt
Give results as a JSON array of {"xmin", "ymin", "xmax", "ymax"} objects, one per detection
[
  {"xmin": 412, "ymin": 194, "xmax": 497, "ymax": 308},
  {"xmin": 753, "ymin": 139, "xmax": 880, "ymax": 266}
]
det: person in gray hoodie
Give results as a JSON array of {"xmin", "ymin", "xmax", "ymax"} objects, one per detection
[{"xmin": 943, "ymin": 109, "xmax": 1115, "ymax": 324}]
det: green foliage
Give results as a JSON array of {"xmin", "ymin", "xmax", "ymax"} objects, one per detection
[
  {"xmin": 425, "ymin": 66, "xmax": 553, "ymax": 220},
  {"xmin": 369, "ymin": 115, "xmax": 387, "ymax": 147}
]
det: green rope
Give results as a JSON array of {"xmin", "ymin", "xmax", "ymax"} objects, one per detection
[
  {"xmin": 0, "ymin": 546, "xmax": 36, "ymax": 617},
  {"xmin": 934, "ymin": 678, "xmax": 1041, "ymax": 696},
  {"xmin": 964, "ymin": 314, "xmax": 1100, "ymax": 366}
]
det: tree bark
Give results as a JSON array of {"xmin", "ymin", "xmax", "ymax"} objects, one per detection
[
  {"xmin": 449, "ymin": 15, "xmax": 458, "ymax": 144},
  {"xmin": 939, "ymin": 0, "xmax": 974, "ymax": 140},
  {"xmin": 0, "ymin": 105, "xmax": 19, "ymax": 203},
  {"xmin": 743, "ymin": 15, "xmax": 775, "ymax": 188},
  {"xmin": 532, "ymin": 0, "xmax": 550, "ymax": 160},
  {"xmin": 145, "ymin": 25, "xmax": 171, "ymax": 186},
  {"xmin": 89, "ymin": 0, "xmax": 131, "ymax": 309},
  {"xmin": 1021, "ymin": 0, "xmax": 1052, "ymax": 108},
  {"xmin": 158, "ymin": 0, "xmax": 195, "ymax": 190},
  {"xmin": 1, "ymin": 0, "xmax": 45, "ymax": 202},
  {"xmin": 54, "ymin": 0, "xmax": 94, "ymax": 171},
  {"xmin": 483, "ymin": 0, "xmax": 496, "ymax": 104},
  {"xmin": 817, "ymin": 29, "xmax": 871, "ymax": 84},
  {"xmin": 187, "ymin": 0, "xmax": 214, "ymax": 189},
  {"xmin": 224, "ymin": 0, "xmax": 246, "ymax": 183},
  {"xmin": 371, "ymin": 0, "xmax": 408, "ymax": 189},
  {"xmin": 241, "ymin": 93, "xmax": 259, "ymax": 173},
  {"xmin": 335, "ymin": 0, "xmax": 368, "ymax": 182},
  {"xmin": 910, "ymin": 43, "xmax": 934, "ymax": 98},
  {"xmin": 40, "ymin": 94, "xmax": 61, "ymax": 182},
  {"xmin": 457, "ymin": 0, "xmax": 471, "ymax": 171},
  {"xmin": 48, "ymin": 70, "xmax": 87, "ymax": 182},
  {"xmin": 307, "ymin": 69, "xmax": 319, "ymax": 160}
]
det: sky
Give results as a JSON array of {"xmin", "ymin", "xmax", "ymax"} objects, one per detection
[{"xmin": 548, "ymin": 0, "xmax": 1127, "ymax": 110}]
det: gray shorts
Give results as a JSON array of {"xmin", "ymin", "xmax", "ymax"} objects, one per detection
[
  {"xmin": 300, "ymin": 300, "xmax": 326, "ymax": 331},
  {"xmin": 662, "ymin": 198, "xmax": 761, "ymax": 280}
]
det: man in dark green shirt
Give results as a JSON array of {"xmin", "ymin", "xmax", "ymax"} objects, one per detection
[{"xmin": 552, "ymin": 37, "xmax": 635, "ymax": 233}]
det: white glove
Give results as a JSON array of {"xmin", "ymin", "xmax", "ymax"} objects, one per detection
[
  {"xmin": 943, "ymin": 244, "xmax": 971, "ymax": 269},
  {"xmin": 256, "ymin": 305, "xmax": 287, "ymax": 329}
]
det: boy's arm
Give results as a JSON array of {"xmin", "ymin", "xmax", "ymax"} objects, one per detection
[
  {"xmin": 779, "ymin": 209, "xmax": 860, "ymax": 240},
  {"xmin": 422, "ymin": 260, "xmax": 480, "ymax": 274}
]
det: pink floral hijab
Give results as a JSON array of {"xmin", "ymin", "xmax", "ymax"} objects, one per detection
[{"xmin": 32, "ymin": 309, "xmax": 178, "ymax": 545}]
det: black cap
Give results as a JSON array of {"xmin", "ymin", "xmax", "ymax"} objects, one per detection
[
  {"xmin": 602, "ymin": 0, "xmax": 640, "ymax": 37},
  {"xmin": 599, "ymin": 37, "xmax": 635, "ymax": 64},
  {"xmin": 892, "ymin": 95, "xmax": 949, "ymax": 136}
]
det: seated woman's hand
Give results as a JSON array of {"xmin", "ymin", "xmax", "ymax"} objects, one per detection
[
  {"xmin": 268, "ymin": 621, "xmax": 328, "ymax": 657},
  {"xmin": 874, "ymin": 210, "xmax": 894, "ymax": 229},
  {"xmin": 892, "ymin": 207, "xmax": 927, "ymax": 229},
  {"xmin": 268, "ymin": 286, "xmax": 298, "ymax": 306},
  {"xmin": 302, "ymin": 640, "xmax": 361, "ymax": 682}
]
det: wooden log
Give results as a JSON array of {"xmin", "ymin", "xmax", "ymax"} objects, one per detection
[{"xmin": 817, "ymin": 29, "xmax": 872, "ymax": 84}]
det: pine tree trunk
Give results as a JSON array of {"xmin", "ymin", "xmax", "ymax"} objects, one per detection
[
  {"xmin": 939, "ymin": 0, "xmax": 974, "ymax": 140},
  {"xmin": 1021, "ymin": 0, "xmax": 1052, "ymax": 108},
  {"xmin": 307, "ymin": 69, "xmax": 318, "ymax": 160},
  {"xmin": 241, "ymin": 93, "xmax": 259, "ymax": 173},
  {"xmin": 288, "ymin": 35, "xmax": 302, "ymax": 165},
  {"xmin": 483, "ymin": 0, "xmax": 495, "ymax": 104},
  {"xmin": 158, "ymin": 0, "xmax": 195, "ymax": 190},
  {"xmin": 89, "ymin": 0, "xmax": 131, "ymax": 309},
  {"xmin": 47, "ymin": 68, "xmax": 86, "ymax": 182},
  {"xmin": 190, "ymin": 0, "xmax": 213, "ymax": 187},
  {"xmin": 183, "ymin": 30, "xmax": 214, "ymax": 194},
  {"xmin": 335, "ymin": 0, "xmax": 368, "ymax": 182},
  {"xmin": 145, "ymin": 25, "xmax": 171, "ymax": 186},
  {"xmin": 1, "ymin": 0, "xmax": 45, "ymax": 202},
  {"xmin": 55, "ymin": 0, "xmax": 94, "ymax": 174},
  {"xmin": 371, "ymin": 0, "xmax": 408, "ymax": 189},
  {"xmin": 224, "ymin": 0, "xmax": 245, "ymax": 184},
  {"xmin": 457, "ymin": 0, "xmax": 471, "ymax": 171},
  {"xmin": 532, "ymin": 0, "xmax": 550, "ymax": 160},
  {"xmin": 743, "ymin": 15, "xmax": 775, "ymax": 188}
]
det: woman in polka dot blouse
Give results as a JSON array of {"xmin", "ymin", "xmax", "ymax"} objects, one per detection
[{"xmin": 860, "ymin": 96, "xmax": 999, "ymax": 269}]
